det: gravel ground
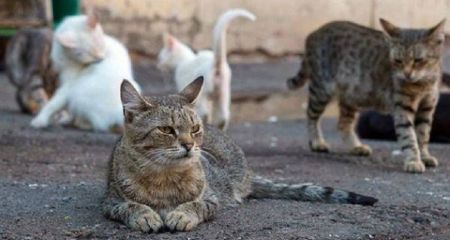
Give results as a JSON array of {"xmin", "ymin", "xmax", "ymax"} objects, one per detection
[{"xmin": 1, "ymin": 61, "xmax": 449, "ymax": 240}]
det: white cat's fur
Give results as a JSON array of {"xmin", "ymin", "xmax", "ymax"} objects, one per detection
[
  {"xmin": 30, "ymin": 14, "xmax": 140, "ymax": 132},
  {"xmin": 157, "ymin": 9, "xmax": 256, "ymax": 130}
]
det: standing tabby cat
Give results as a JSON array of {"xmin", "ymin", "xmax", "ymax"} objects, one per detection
[
  {"xmin": 287, "ymin": 19, "xmax": 445, "ymax": 173},
  {"xmin": 102, "ymin": 77, "xmax": 377, "ymax": 233}
]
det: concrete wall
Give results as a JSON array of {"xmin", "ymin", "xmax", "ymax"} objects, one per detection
[{"xmin": 88, "ymin": 0, "xmax": 450, "ymax": 59}]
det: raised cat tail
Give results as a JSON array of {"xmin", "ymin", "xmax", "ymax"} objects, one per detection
[
  {"xmin": 249, "ymin": 176, "xmax": 378, "ymax": 206},
  {"xmin": 212, "ymin": 9, "xmax": 256, "ymax": 74},
  {"xmin": 287, "ymin": 58, "xmax": 309, "ymax": 90}
]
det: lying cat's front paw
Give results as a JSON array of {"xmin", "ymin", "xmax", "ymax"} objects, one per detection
[
  {"xmin": 422, "ymin": 155, "xmax": 439, "ymax": 167},
  {"xmin": 350, "ymin": 144, "xmax": 372, "ymax": 156},
  {"xmin": 165, "ymin": 210, "xmax": 199, "ymax": 232},
  {"xmin": 404, "ymin": 159, "xmax": 425, "ymax": 173},
  {"xmin": 128, "ymin": 209, "xmax": 163, "ymax": 233},
  {"xmin": 30, "ymin": 116, "xmax": 49, "ymax": 128}
]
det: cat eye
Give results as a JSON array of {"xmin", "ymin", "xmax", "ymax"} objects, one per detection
[
  {"xmin": 414, "ymin": 58, "xmax": 426, "ymax": 65},
  {"xmin": 191, "ymin": 124, "xmax": 201, "ymax": 134},
  {"xmin": 158, "ymin": 126, "xmax": 175, "ymax": 135},
  {"xmin": 393, "ymin": 59, "xmax": 403, "ymax": 65}
]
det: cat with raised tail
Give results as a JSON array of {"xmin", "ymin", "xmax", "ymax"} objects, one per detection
[
  {"xmin": 30, "ymin": 12, "xmax": 140, "ymax": 132},
  {"xmin": 157, "ymin": 9, "xmax": 256, "ymax": 131},
  {"xmin": 102, "ymin": 77, "xmax": 377, "ymax": 233}
]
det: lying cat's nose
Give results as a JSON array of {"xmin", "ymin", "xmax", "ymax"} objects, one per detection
[{"xmin": 182, "ymin": 143, "xmax": 194, "ymax": 151}]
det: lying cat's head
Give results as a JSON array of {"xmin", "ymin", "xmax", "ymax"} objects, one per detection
[
  {"xmin": 157, "ymin": 33, "xmax": 195, "ymax": 72},
  {"xmin": 55, "ymin": 12, "xmax": 106, "ymax": 64},
  {"xmin": 120, "ymin": 77, "xmax": 204, "ymax": 168},
  {"xmin": 380, "ymin": 18, "xmax": 445, "ymax": 84}
]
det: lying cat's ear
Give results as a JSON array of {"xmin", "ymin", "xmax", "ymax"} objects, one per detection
[
  {"xmin": 179, "ymin": 76, "xmax": 204, "ymax": 104},
  {"xmin": 380, "ymin": 18, "xmax": 401, "ymax": 38},
  {"xmin": 426, "ymin": 19, "xmax": 446, "ymax": 44},
  {"xmin": 56, "ymin": 31, "xmax": 77, "ymax": 48},
  {"xmin": 121, "ymin": 80, "xmax": 152, "ymax": 122}
]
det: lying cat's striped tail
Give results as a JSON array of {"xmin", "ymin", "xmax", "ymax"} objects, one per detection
[
  {"xmin": 249, "ymin": 176, "xmax": 378, "ymax": 206},
  {"xmin": 287, "ymin": 59, "xmax": 309, "ymax": 90}
]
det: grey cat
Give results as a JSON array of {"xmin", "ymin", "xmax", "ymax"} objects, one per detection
[
  {"xmin": 287, "ymin": 19, "xmax": 445, "ymax": 173},
  {"xmin": 101, "ymin": 77, "xmax": 377, "ymax": 233}
]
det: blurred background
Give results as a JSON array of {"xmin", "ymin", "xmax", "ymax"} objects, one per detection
[{"xmin": 0, "ymin": 0, "xmax": 449, "ymax": 123}]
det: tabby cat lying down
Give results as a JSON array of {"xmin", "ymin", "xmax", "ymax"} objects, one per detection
[
  {"xmin": 102, "ymin": 77, "xmax": 377, "ymax": 233},
  {"xmin": 357, "ymin": 93, "xmax": 450, "ymax": 143}
]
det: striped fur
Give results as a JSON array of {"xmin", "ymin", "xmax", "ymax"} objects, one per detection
[
  {"xmin": 102, "ymin": 78, "xmax": 377, "ymax": 233},
  {"xmin": 288, "ymin": 19, "xmax": 444, "ymax": 173},
  {"xmin": 250, "ymin": 176, "xmax": 377, "ymax": 205}
]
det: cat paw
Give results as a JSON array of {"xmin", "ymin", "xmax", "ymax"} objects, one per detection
[
  {"xmin": 165, "ymin": 210, "xmax": 199, "ymax": 232},
  {"xmin": 350, "ymin": 144, "xmax": 372, "ymax": 156},
  {"xmin": 128, "ymin": 209, "xmax": 163, "ymax": 233},
  {"xmin": 30, "ymin": 116, "xmax": 49, "ymax": 128},
  {"xmin": 403, "ymin": 160, "xmax": 426, "ymax": 173},
  {"xmin": 309, "ymin": 139, "xmax": 330, "ymax": 153},
  {"xmin": 422, "ymin": 155, "xmax": 439, "ymax": 167}
]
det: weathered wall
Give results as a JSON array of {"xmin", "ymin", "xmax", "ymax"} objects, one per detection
[{"xmin": 88, "ymin": 0, "xmax": 450, "ymax": 59}]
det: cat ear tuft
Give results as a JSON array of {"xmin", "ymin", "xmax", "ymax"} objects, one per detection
[
  {"xmin": 179, "ymin": 76, "xmax": 204, "ymax": 104},
  {"xmin": 121, "ymin": 79, "xmax": 152, "ymax": 122},
  {"xmin": 379, "ymin": 18, "xmax": 401, "ymax": 38},
  {"xmin": 426, "ymin": 19, "xmax": 446, "ymax": 44},
  {"xmin": 56, "ymin": 32, "xmax": 77, "ymax": 48}
]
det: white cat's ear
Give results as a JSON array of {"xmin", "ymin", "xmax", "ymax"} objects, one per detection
[
  {"xmin": 179, "ymin": 76, "xmax": 204, "ymax": 104},
  {"xmin": 163, "ymin": 33, "xmax": 177, "ymax": 50},
  {"xmin": 379, "ymin": 18, "xmax": 401, "ymax": 38},
  {"xmin": 56, "ymin": 31, "xmax": 77, "ymax": 48},
  {"xmin": 121, "ymin": 80, "xmax": 152, "ymax": 122},
  {"xmin": 426, "ymin": 19, "xmax": 446, "ymax": 44},
  {"xmin": 86, "ymin": 9, "xmax": 98, "ymax": 29}
]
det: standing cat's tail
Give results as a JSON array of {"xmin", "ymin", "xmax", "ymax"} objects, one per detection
[
  {"xmin": 212, "ymin": 9, "xmax": 256, "ymax": 74},
  {"xmin": 287, "ymin": 59, "xmax": 309, "ymax": 90},
  {"xmin": 249, "ymin": 176, "xmax": 378, "ymax": 206}
]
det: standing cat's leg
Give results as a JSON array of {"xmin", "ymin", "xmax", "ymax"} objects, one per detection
[
  {"xmin": 30, "ymin": 87, "xmax": 68, "ymax": 128},
  {"xmin": 393, "ymin": 94, "xmax": 424, "ymax": 173},
  {"xmin": 307, "ymin": 80, "xmax": 333, "ymax": 152},
  {"xmin": 415, "ymin": 94, "xmax": 439, "ymax": 167},
  {"xmin": 165, "ymin": 190, "xmax": 219, "ymax": 232},
  {"xmin": 338, "ymin": 103, "xmax": 372, "ymax": 156},
  {"xmin": 102, "ymin": 193, "xmax": 163, "ymax": 233}
]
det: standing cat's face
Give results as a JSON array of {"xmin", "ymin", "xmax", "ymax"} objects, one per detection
[
  {"xmin": 157, "ymin": 34, "xmax": 193, "ymax": 72},
  {"xmin": 120, "ymin": 77, "xmax": 204, "ymax": 167},
  {"xmin": 380, "ymin": 19, "xmax": 445, "ymax": 84},
  {"xmin": 56, "ymin": 14, "xmax": 106, "ymax": 64}
]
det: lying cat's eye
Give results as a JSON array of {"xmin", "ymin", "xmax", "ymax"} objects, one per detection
[
  {"xmin": 191, "ymin": 124, "xmax": 201, "ymax": 133},
  {"xmin": 158, "ymin": 126, "xmax": 174, "ymax": 135}
]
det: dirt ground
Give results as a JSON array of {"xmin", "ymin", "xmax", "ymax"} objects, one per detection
[{"xmin": 1, "ymin": 61, "xmax": 450, "ymax": 240}]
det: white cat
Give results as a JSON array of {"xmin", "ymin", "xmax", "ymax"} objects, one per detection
[
  {"xmin": 30, "ymin": 13, "xmax": 140, "ymax": 132},
  {"xmin": 157, "ymin": 9, "xmax": 256, "ymax": 130}
]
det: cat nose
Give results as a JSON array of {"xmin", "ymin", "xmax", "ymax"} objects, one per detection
[{"xmin": 182, "ymin": 143, "xmax": 194, "ymax": 151}]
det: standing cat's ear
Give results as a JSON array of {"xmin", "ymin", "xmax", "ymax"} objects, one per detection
[
  {"xmin": 121, "ymin": 80, "xmax": 152, "ymax": 122},
  {"xmin": 426, "ymin": 19, "xmax": 446, "ymax": 44},
  {"xmin": 163, "ymin": 33, "xmax": 177, "ymax": 50},
  {"xmin": 179, "ymin": 76, "xmax": 204, "ymax": 104},
  {"xmin": 56, "ymin": 31, "xmax": 77, "ymax": 48},
  {"xmin": 380, "ymin": 18, "xmax": 401, "ymax": 38}
]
